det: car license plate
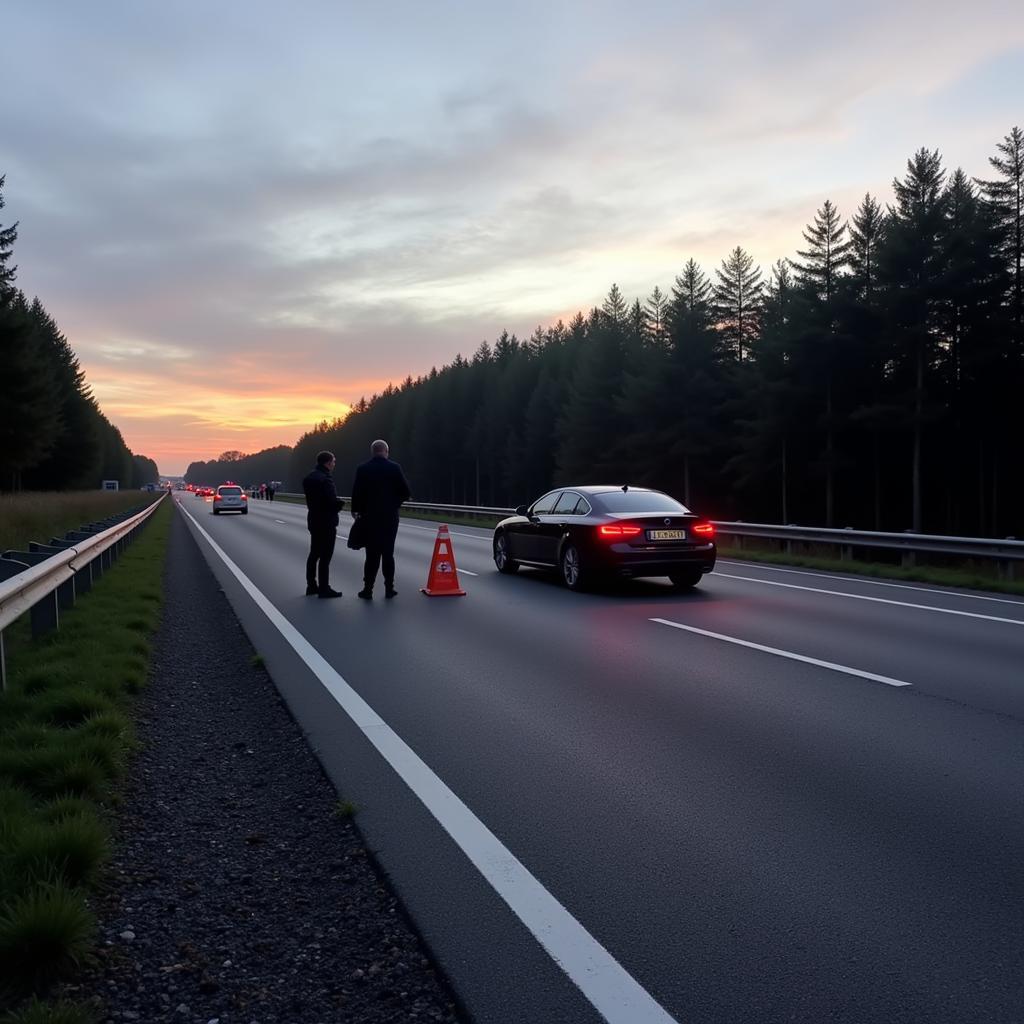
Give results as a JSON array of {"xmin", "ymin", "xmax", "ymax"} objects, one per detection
[{"xmin": 648, "ymin": 529, "xmax": 686, "ymax": 541}]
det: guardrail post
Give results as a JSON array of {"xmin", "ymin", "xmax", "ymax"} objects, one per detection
[
  {"xmin": 30, "ymin": 542, "xmax": 76, "ymax": 610},
  {"xmin": 2, "ymin": 551, "xmax": 60, "ymax": 639},
  {"xmin": 842, "ymin": 528, "xmax": 854, "ymax": 562}
]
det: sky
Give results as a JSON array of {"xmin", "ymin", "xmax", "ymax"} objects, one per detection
[{"xmin": 3, "ymin": 1, "xmax": 1023, "ymax": 475}]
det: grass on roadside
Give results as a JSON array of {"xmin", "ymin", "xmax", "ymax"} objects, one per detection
[
  {"xmin": 0, "ymin": 499, "xmax": 169, "ymax": 1018},
  {"xmin": 0, "ymin": 492, "xmax": 161, "ymax": 555}
]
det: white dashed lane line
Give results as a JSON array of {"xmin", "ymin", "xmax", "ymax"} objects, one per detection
[{"xmin": 650, "ymin": 618, "xmax": 913, "ymax": 688}]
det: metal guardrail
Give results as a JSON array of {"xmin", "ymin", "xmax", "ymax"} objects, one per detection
[
  {"xmin": 275, "ymin": 495, "xmax": 1022, "ymax": 578},
  {"xmin": 0, "ymin": 493, "xmax": 166, "ymax": 689}
]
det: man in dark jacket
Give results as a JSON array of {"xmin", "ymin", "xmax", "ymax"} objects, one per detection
[
  {"xmin": 351, "ymin": 439, "xmax": 411, "ymax": 599},
  {"xmin": 303, "ymin": 451, "xmax": 345, "ymax": 598}
]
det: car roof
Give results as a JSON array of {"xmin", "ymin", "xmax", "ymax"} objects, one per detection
[{"xmin": 550, "ymin": 485, "xmax": 660, "ymax": 496}]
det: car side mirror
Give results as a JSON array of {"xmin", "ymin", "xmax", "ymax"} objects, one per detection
[{"xmin": 515, "ymin": 504, "xmax": 529, "ymax": 516}]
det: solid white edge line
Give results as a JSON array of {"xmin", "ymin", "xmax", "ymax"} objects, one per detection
[
  {"xmin": 178, "ymin": 501, "xmax": 678, "ymax": 1024},
  {"xmin": 717, "ymin": 559, "xmax": 1024, "ymax": 607},
  {"xmin": 650, "ymin": 618, "xmax": 912, "ymax": 688},
  {"xmin": 711, "ymin": 572, "xmax": 1024, "ymax": 627}
]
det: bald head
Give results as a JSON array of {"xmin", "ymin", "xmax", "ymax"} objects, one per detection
[{"xmin": 371, "ymin": 439, "xmax": 389, "ymax": 457}]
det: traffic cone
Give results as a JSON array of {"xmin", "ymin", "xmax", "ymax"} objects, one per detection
[{"xmin": 420, "ymin": 524, "xmax": 467, "ymax": 596}]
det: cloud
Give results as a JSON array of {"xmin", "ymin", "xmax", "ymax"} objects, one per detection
[{"xmin": 2, "ymin": 0, "xmax": 1022, "ymax": 473}]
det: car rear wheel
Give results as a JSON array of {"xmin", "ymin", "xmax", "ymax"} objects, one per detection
[
  {"xmin": 242, "ymin": 508, "xmax": 248, "ymax": 515},
  {"xmin": 560, "ymin": 543, "xmax": 588, "ymax": 591},
  {"xmin": 669, "ymin": 568, "xmax": 703, "ymax": 589},
  {"xmin": 493, "ymin": 532, "xmax": 519, "ymax": 574}
]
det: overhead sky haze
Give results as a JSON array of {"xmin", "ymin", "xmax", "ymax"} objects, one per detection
[{"xmin": 4, "ymin": 1, "xmax": 1023, "ymax": 474}]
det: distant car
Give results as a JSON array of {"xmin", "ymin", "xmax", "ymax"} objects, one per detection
[
  {"xmin": 213, "ymin": 484, "xmax": 248, "ymax": 515},
  {"xmin": 492, "ymin": 485, "xmax": 716, "ymax": 591}
]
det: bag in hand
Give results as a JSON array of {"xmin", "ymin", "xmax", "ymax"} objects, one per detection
[{"xmin": 347, "ymin": 515, "xmax": 366, "ymax": 550}]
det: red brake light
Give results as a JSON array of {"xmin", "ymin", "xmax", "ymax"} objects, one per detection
[
  {"xmin": 598, "ymin": 524, "xmax": 643, "ymax": 538},
  {"xmin": 692, "ymin": 522, "xmax": 715, "ymax": 537}
]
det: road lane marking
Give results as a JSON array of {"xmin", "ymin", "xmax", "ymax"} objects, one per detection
[
  {"xmin": 650, "ymin": 618, "xmax": 912, "ymax": 688},
  {"xmin": 274, "ymin": 519, "xmax": 287, "ymax": 524},
  {"xmin": 711, "ymin": 572, "xmax": 1024, "ymax": 627},
  {"xmin": 718, "ymin": 560, "xmax": 1024, "ymax": 607},
  {"xmin": 178, "ymin": 503, "xmax": 675, "ymax": 1024}
]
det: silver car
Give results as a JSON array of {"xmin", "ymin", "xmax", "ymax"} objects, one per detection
[{"xmin": 213, "ymin": 484, "xmax": 248, "ymax": 515}]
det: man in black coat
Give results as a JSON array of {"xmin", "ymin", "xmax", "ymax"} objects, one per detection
[
  {"xmin": 303, "ymin": 450, "xmax": 345, "ymax": 599},
  {"xmin": 351, "ymin": 439, "xmax": 411, "ymax": 599}
]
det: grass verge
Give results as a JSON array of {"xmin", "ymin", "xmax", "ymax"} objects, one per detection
[
  {"xmin": 0, "ymin": 498, "xmax": 169, "ymax": 1020},
  {"xmin": 0, "ymin": 492, "xmax": 161, "ymax": 555}
]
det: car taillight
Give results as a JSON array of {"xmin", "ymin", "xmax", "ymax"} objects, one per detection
[
  {"xmin": 241, "ymin": 494, "xmax": 247, "ymax": 500},
  {"xmin": 598, "ymin": 524, "xmax": 643, "ymax": 538},
  {"xmin": 692, "ymin": 522, "xmax": 715, "ymax": 537}
]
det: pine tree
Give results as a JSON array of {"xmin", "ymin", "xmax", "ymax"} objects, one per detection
[
  {"xmin": 0, "ymin": 176, "xmax": 17, "ymax": 304},
  {"xmin": 942, "ymin": 168, "xmax": 1010, "ymax": 532},
  {"xmin": 643, "ymin": 286, "xmax": 668, "ymax": 347},
  {"xmin": 601, "ymin": 283, "xmax": 628, "ymax": 326},
  {"xmin": 791, "ymin": 200, "xmax": 851, "ymax": 524},
  {"xmin": 879, "ymin": 148, "xmax": 949, "ymax": 532},
  {"xmin": 847, "ymin": 193, "xmax": 889, "ymax": 527},
  {"xmin": 21, "ymin": 298, "xmax": 102, "ymax": 489},
  {"xmin": 849, "ymin": 193, "xmax": 885, "ymax": 303},
  {"xmin": 976, "ymin": 126, "xmax": 1023, "ymax": 343},
  {"xmin": 727, "ymin": 261, "xmax": 806, "ymax": 521},
  {"xmin": 0, "ymin": 296, "xmax": 60, "ymax": 488},
  {"xmin": 714, "ymin": 246, "xmax": 763, "ymax": 362}
]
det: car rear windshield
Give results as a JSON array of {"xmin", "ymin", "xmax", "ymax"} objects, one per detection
[
  {"xmin": 595, "ymin": 491, "xmax": 690, "ymax": 514},
  {"xmin": 219, "ymin": 487, "xmax": 242, "ymax": 496}
]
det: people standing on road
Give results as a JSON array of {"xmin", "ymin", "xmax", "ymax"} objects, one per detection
[
  {"xmin": 267, "ymin": 480, "xmax": 276, "ymax": 501},
  {"xmin": 303, "ymin": 452, "xmax": 345, "ymax": 599},
  {"xmin": 351, "ymin": 439, "xmax": 411, "ymax": 599}
]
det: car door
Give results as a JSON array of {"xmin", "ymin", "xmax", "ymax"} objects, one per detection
[
  {"xmin": 517, "ymin": 490, "xmax": 561, "ymax": 562},
  {"xmin": 535, "ymin": 490, "xmax": 583, "ymax": 564}
]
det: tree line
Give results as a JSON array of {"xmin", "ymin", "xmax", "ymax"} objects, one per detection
[
  {"xmin": 184, "ymin": 446, "xmax": 292, "ymax": 489},
  {"xmin": 0, "ymin": 175, "xmax": 158, "ymax": 492},
  {"xmin": 291, "ymin": 129, "xmax": 1023, "ymax": 538}
]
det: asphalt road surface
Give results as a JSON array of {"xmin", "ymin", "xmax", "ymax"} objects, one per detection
[{"xmin": 176, "ymin": 494, "xmax": 1024, "ymax": 1024}]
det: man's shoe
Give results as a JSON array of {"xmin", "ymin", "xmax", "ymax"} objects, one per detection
[
  {"xmin": 357, "ymin": 589, "xmax": 373, "ymax": 600},
  {"xmin": 318, "ymin": 587, "xmax": 343, "ymax": 599},
  {"xmin": 385, "ymin": 587, "xmax": 398, "ymax": 599},
  {"xmin": 305, "ymin": 584, "xmax": 318, "ymax": 596}
]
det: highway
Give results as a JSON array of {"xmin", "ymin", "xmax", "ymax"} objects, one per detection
[{"xmin": 176, "ymin": 494, "xmax": 1024, "ymax": 1024}]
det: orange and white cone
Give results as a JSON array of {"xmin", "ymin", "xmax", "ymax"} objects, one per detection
[{"xmin": 420, "ymin": 524, "xmax": 467, "ymax": 596}]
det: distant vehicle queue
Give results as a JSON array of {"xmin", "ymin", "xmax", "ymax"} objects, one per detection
[{"xmin": 184, "ymin": 481, "xmax": 281, "ymax": 501}]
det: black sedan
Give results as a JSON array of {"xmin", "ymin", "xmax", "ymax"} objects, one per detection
[{"xmin": 492, "ymin": 485, "xmax": 716, "ymax": 590}]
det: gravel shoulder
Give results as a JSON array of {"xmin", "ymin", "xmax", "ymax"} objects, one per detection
[{"xmin": 69, "ymin": 509, "xmax": 464, "ymax": 1024}]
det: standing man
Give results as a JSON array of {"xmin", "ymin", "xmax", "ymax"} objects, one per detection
[
  {"xmin": 351, "ymin": 439, "xmax": 411, "ymax": 599},
  {"xmin": 303, "ymin": 451, "xmax": 344, "ymax": 599}
]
